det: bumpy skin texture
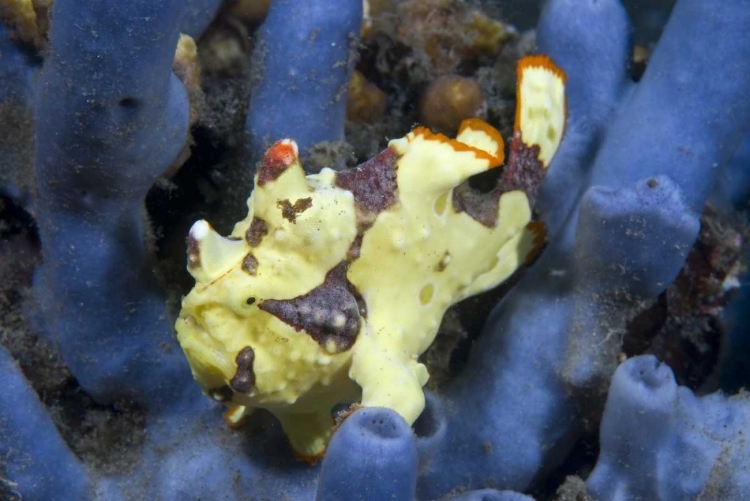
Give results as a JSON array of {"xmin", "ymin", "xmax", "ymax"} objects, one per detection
[
  {"xmin": 177, "ymin": 55, "xmax": 566, "ymax": 456},
  {"xmin": 589, "ymin": 356, "xmax": 750, "ymax": 501}
]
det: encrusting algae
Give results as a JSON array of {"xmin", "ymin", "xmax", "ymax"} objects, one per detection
[{"xmin": 175, "ymin": 54, "xmax": 567, "ymax": 459}]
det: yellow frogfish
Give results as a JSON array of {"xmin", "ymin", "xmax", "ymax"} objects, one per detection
[{"xmin": 175, "ymin": 55, "xmax": 567, "ymax": 459}]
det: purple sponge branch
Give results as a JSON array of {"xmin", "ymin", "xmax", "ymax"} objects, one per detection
[{"xmin": 33, "ymin": 0, "xmax": 191, "ymax": 407}]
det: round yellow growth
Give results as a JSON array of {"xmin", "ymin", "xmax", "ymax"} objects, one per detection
[
  {"xmin": 176, "ymin": 55, "xmax": 567, "ymax": 458},
  {"xmin": 419, "ymin": 75, "xmax": 485, "ymax": 132},
  {"xmin": 228, "ymin": 0, "xmax": 271, "ymax": 24}
]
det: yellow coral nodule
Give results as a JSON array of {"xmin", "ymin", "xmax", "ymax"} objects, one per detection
[{"xmin": 176, "ymin": 54, "xmax": 567, "ymax": 458}]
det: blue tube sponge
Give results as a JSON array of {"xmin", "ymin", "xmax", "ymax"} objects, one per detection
[
  {"xmin": 316, "ymin": 407, "xmax": 418, "ymax": 501},
  {"xmin": 450, "ymin": 490, "xmax": 536, "ymax": 501},
  {"xmin": 561, "ymin": 0, "xmax": 750, "ymax": 391},
  {"xmin": 419, "ymin": 0, "xmax": 750, "ymax": 497},
  {"xmin": 534, "ymin": 0, "xmax": 632, "ymax": 235},
  {"xmin": 418, "ymin": 1, "xmax": 631, "ymax": 496},
  {"xmin": 713, "ymin": 133, "xmax": 750, "ymax": 210},
  {"xmin": 588, "ymin": 355, "xmax": 750, "ymax": 501},
  {"xmin": 562, "ymin": 175, "xmax": 700, "ymax": 389},
  {"xmin": 33, "ymin": 0, "xmax": 191, "ymax": 406},
  {"xmin": 589, "ymin": 0, "xmax": 750, "ymax": 207},
  {"xmin": 315, "ymin": 406, "xmax": 533, "ymax": 501},
  {"xmin": 0, "ymin": 346, "xmax": 90, "ymax": 501},
  {"xmin": 246, "ymin": 0, "xmax": 362, "ymax": 161}
]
